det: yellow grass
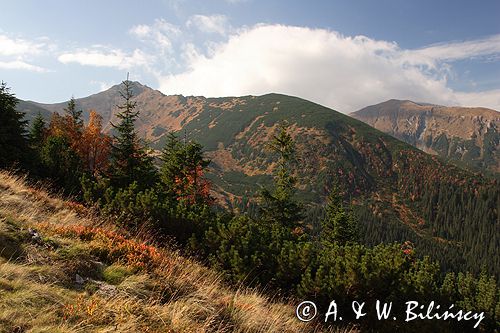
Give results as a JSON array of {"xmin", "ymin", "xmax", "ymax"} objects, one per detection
[{"xmin": 0, "ymin": 171, "xmax": 355, "ymax": 333}]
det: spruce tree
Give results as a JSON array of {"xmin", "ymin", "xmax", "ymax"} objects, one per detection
[
  {"xmin": 160, "ymin": 132, "xmax": 184, "ymax": 194},
  {"xmin": 64, "ymin": 96, "xmax": 83, "ymax": 128},
  {"xmin": 29, "ymin": 112, "xmax": 46, "ymax": 151},
  {"xmin": 40, "ymin": 134, "xmax": 82, "ymax": 192},
  {"xmin": 260, "ymin": 123, "xmax": 302, "ymax": 228},
  {"xmin": 108, "ymin": 77, "xmax": 156, "ymax": 189},
  {"xmin": 321, "ymin": 186, "xmax": 358, "ymax": 246},
  {"xmin": 0, "ymin": 81, "xmax": 28, "ymax": 168},
  {"xmin": 160, "ymin": 131, "xmax": 211, "ymax": 204},
  {"xmin": 27, "ymin": 112, "xmax": 47, "ymax": 175}
]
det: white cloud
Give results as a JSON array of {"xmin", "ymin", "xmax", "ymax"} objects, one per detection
[
  {"xmin": 0, "ymin": 60, "xmax": 48, "ymax": 72},
  {"xmin": 454, "ymin": 89, "xmax": 500, "ymax": 109},
  {"xmin": 158, "ymin": 25, "xmax": 500, "ymax": 112},
  {"xmin": 130, "ymin": 18, "xmax": 180, "ymax": 52},
  {"xmin": 412, "ymin": 34, "xmax": 500, "ymax": 62},
  {"xmin": 0, "ymin": 34, "xmax": 45, "ymax": 56},
  {"xmin": 90, "ymin": 80, "xmax": 114, "ymax": 92},
  {"xmin": 186, "ymin": 14, "xmax": 229, "ymax": 35},
  {"xmin": 58, "ymin": 48, "xmax": 152, "ymax": 70},
  {"xmin": 0, "ymin": 34, "xmax": 51, "ymax": 73}
]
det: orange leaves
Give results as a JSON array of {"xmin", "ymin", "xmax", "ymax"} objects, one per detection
[
  {"xmin": 80, "ymin": 110, "xmax": 111, "ymax": 176},
  {"xmin": 38, "ymin": 223, "xmax": 164, "ymax": 270},
  {"xmin": 62, "ymin": 295, "xmax": 99, "ymax": 321},
  {"xmin": 47, "ymin": 109, "xmax": 111, "ymax": 176},
  {"xmin": 174, "ymin": 165, "xmax": 213, "ymax": 205},
  {"xmin": 48, "ymin": 112, "xmax": 78, "ymax": 140},
  {"xmin": 401, "ymin": 240, "xmax": 414, "ymax": 256}
]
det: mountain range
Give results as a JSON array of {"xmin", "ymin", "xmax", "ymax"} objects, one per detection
[
  {"xmin": 351, "ymin": 99, "xmax": 500, "ymax": 175},
  {"xmin": 18, "ymin": 83, "xmax": 499, "ymax": 278}
]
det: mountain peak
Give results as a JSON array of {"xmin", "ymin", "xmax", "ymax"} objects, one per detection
[
  {"xmin": 352, "ymin": 99, "xmax": 500, "ymax": 174},
  {"xmin": 105, "ymin": 80, "xmax": 153, "ymax": 96}
]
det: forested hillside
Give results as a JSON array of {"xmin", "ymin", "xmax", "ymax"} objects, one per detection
[
  {"xmin": 2, "ymin": 80, "xmax": 499, "ymax": 331},
  {"xmin": 17, "ymin": 82, "xmax": 500, "ymax": 280}
]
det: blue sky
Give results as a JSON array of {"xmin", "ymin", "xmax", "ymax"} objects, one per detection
[{"xmin": 1, "ymin": 0, "xmax": 499, "ymax": 112}]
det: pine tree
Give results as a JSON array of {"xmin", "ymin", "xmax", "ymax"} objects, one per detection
[
  {"xmin": 160, "ymin": 132, "xmax": 211, "ymax": 204},
  {"xmin": 160, "ymin": 132, "xmax": 184, "ymax": 195},
  {"xmin": 260, "ymin": 123, "xmax": 302, "ymax": 228},
  {"xmin": 321, "ymin": 187, "xmax": 358, "ymax": 246},
  {"xmin": 29, "ymin": 112, "xmax": 46, "ymax": 151},
  {"xmin": 64, "ymin": 96, "xmax": 83, "ymax": 128},
  {"xmin": 108, "ymin": 77, "xmax": 157, "ymax": 189},
  {"xmin": 0, "ymin": 81, "xmax": 28, "ymax": 168}
]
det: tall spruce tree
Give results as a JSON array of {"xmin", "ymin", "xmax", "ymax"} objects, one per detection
[
  {"xmin": 40, "ymin": 134, "xmax": 82, "ymax": 192},
  {"xmin": 29, "ymin": 112, "xmax": 46, "ymax": 150},
  {"xmin": 0, "ymin": 82, "xmax": 28, "ymax": 168},
  {"xmin": 260, "ymin": 123, "xmax": 302, "ymax": 228},
  {"xmin": 64, "ymin": 96, "xmax": 83, "ymax": 128},
  {"xmin": 321, "ymin": 186, "xmax": 358, "ymax": 246},
  {"xmin": 108, "ymin": 77, "xmax": 156, "ymax": 189},
  {"xmin": 160, "ymin": 132, "xmax": 184, "ymax": 195},
  {"xmin": 28, "ymin": 112, "xmax": 47, "ymax": 174}
]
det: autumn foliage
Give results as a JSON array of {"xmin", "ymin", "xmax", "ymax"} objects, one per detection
[
  {"xmin": 80, "ymin": 111, "xmax": 111, "ymax": 176},
  {"xmin": 47, "ymin": 109, "xmax": 111, "ymax": 176}
]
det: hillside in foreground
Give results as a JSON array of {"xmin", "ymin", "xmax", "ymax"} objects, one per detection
[{"xmin": 0, "ymin": 171, "xmax": 341, "ymax": 333}]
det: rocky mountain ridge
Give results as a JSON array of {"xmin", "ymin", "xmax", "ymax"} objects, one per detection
[{"xmin": 351, "ymin": 99, "xmax": 500, "ymax": 174}]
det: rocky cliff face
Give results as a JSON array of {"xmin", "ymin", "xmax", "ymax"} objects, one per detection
[{"xmin": 351, "ymin": 99, "xmax": 500, "ymax": 174}]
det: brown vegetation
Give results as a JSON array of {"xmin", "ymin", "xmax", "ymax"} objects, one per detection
[{"xmin": 0, "ymin": 171, "xmax": 351, "ymax": 333}]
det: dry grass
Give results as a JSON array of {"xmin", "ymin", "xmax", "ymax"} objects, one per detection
[{"xmin": 0, "ymin": 171, "xmax": 355, "ymax": 333}]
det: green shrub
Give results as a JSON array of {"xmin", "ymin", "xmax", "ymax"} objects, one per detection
[{"xmin": 102, "ymin": 264, "xmax": 133, "ymax": 285}]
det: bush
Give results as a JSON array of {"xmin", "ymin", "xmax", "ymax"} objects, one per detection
[{"xmin": 102, "ymin": 264, "xmax": 133, "ymax": 285}]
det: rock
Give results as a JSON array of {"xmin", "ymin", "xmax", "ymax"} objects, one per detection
[
  {"xmin": 75, "ymin": 274, "xmax": 85, "ymax": 285},
  {"xmin": 28, "ymin": 228, "xmax": 42, "ymax": 243}
]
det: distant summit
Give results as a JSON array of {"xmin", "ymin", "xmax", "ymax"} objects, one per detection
[{"xmin": 352, "ymin": 99, "xmax": 500, "ymax": 174}]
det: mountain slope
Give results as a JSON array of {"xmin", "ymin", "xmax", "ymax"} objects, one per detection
[
  {"xmin": 19, "ymin": 85, "xmax": 413, "ymax": 202},
  {"xmin": 0, "ymin": 171, "xmax": 334, "ymax": 333},
  {"xmin": 17, "ymin": 85, "xmax": 499, "ymax": 278},
  {"xmin": 19, "ymin": 84, "xmax": 152, "ymax": 127},
  {"xmin": 351, "ymin": 99, "xmax": 500, "ymax": 174},
  {"xmin": 17, "ymin": 100, "xmax": 52, "ymax": 123}
]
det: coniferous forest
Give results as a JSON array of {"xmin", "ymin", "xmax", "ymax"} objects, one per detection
[{"xmin": 1, "ymin": 79, "xmax": 499, "ymax": 332}]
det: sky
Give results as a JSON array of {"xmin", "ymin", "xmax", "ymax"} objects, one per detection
[{"xmin": 1, "ymin": 0, "xmax": 499, "ymax": 113}]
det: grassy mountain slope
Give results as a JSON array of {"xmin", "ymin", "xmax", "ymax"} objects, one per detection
[
  {"xmin": 0, "ymin": 171, "xmax": 341, "ymax": 333},
  {"xmin": 351, "ymin": 99, "xmax": 500, "ymax": 174},
  {"xmin": 18, "ymin": 84, "xmax": 413, "ymax": 203},
  {"xmin": 28, "ymin": 83, "xmax": 185, "ymax": 137},
  {"xmin": 17, "ymin": 100, "xmax": 52, "ymax": 124}
]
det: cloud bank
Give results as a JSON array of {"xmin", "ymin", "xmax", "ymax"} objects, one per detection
[
  {"xmin": 0, "ymin": 34, "xmax": 49, "ymax": 72},
  {"xmin": 58, "ymin": 48, "xmax": 152, "ymax": 70},
  {"xmin": 5, "ymin": 21, "xmax": 499, "ymax": 112},
  {"xmin": 0, "ymin": 60, "xmax": 48, "ymax": 72},
  {"xmin": 129, "ymin": 18, "xmax": 181, "ymax": 53},
  {"xmin": 157, "ymin": 25, "xmax": 500, "ymax": 112}
]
